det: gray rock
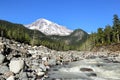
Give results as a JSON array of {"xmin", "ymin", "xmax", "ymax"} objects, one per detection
[
  {"xmin": 0, "ymin": 53, "xmax": 5, "ymax": 64},
  {"xmin": 0, "ymin": 65, "xmax": 9, "ymax": 73},
  {"xmin": 86, "ymin": 72, "xmax": 97, "ymax": 77},
  {"xmin": 48, "ymin": 59, "xmax": 56, "ymax": 66},
  {"xmin": 39, "ymin": 64, "xmax": 46, "ymax": 71},
  {"xmin": 19, "ymin": 72, "xmax": 28, "ymax": 80},
  {"xmin": 115, "ymin": 57, "xmax": 120, "ymax": 62}
]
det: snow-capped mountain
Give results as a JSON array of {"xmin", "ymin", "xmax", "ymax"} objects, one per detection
[{"xmin": 25, "ymin": 18, "xmax": 73, "ymax": 36}]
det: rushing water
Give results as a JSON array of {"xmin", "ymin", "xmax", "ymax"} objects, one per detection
[{"xmin": 46, "ymin": 57, "xmax": 120, "ymax": 80}]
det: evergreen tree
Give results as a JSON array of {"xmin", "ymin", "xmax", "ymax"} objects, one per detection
[
  {"xmin": 113, "ymin": 14, "xmax": 120, "ymax": 43},
  {"xmin": 104, "ymin": 25, "xmax": 112, "ymax": 44},
  {"xmin": 97, "ymin": 28, "xmax": 104, "ymax": 45}
]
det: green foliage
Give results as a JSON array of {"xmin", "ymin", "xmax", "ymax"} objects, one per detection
[
  {"xmin": 113, "ymin": 14, "xmax": 120, "ymax": 43},
  {"xmin": 0, "ymin": 20, "xmax": 31, "ymax": 44},
  {"xmin": 97, "ymin": 28, "xmax": 105, "ymax": 45}
]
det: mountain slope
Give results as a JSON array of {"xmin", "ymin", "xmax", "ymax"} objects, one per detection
[
  {"xmin": 25, "ymin": 18, "xmax": 73, "ymax": 36},
  {"xmin": 48, "ymin": 29, "xmax": 88, "ymax": 46}
]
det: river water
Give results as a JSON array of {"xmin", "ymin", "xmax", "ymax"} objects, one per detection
[{"xmin": 46, "ymin": 57, "xmax": 120, "ymax": 80}]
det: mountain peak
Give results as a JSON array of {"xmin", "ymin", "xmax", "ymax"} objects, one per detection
[
  {"xmin": 36, "ymin": 18, "xmax": 52, "ymax": 24},
  {"xmin": 25, "ymin": 18, "xmax": 73, "ymax": 36}
]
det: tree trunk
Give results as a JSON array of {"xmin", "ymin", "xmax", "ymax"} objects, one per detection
[{"xmin": 117, "ymin": 33, "xmax": 120, "ymax": 43}]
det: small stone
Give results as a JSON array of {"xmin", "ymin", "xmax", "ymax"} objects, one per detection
[
  {"xmin": 4, "ymin": 71, "xmax": 14, "ymax": 78},
  {"xmin": 36, "ymin": 71, "xmax": 45, "ymax": 76},
  {"xmin": 0, "ymin": 65, "xmax": 9, "ymax": 74},
  {"xmin": 47, "ymin": 59, "xmax": 56, "ymax": 66},
  {"xmin": 42, "ymin": 57, "xmax": 47, "ymax": 61}
]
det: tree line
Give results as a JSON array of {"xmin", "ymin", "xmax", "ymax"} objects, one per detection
[{"xmin": 90, "ymin": 14, "xmax": 120, "ymax": 47}]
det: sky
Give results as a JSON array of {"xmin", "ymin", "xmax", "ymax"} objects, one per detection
[{"xmin": 0, "ymin": 0, "xmax": 120, "ymax": 33}]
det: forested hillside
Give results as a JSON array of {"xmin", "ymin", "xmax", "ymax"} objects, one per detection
[{"xmin": 81, "ymin": 14, "xmax": 120, "ymax": 51}]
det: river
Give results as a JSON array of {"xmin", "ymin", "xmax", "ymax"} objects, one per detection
[{"xmin": 46, "ymin": 57, "xmax": 120, "ymax": 80}]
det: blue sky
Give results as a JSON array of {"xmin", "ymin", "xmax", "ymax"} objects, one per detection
[{"xmin": 0, "ymin": 0, "xmax": 120, "ymax": 33}]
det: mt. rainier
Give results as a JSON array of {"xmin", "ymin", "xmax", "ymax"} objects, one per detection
[{"xmin": 25, "ymin": 18, "xmax": 73, "ymax": 36}]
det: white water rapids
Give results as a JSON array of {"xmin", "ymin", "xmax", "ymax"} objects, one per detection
[{"xmin": 47, "ymin": 57, "xmax": 120, "ymax": 80}]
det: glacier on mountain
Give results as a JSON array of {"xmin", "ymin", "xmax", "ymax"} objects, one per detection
[{"xmin": 25, "ymin": 18, "xmax": 73, "ymax": 36}]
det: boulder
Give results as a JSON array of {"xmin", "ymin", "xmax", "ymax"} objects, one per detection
[
  {"xmin": 0, "ymin": 53, "xmax": 5, "ymax": 64},
  {"xmin": 9, "ymin": 59, "xmax": 24, "ymax": 73}
]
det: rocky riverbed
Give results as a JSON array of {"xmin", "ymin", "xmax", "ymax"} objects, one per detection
[{"xmin": 0, "ymin": 37, "xmax": 120, "ymax": 80}]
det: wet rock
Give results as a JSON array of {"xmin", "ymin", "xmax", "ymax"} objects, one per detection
[
  {"xmin": 80, "ymin": 68, "xmax": 93, "ymax": 72},
  {"xmin": 9, "ymin": 59, "xmax": 24, "ymax": 73},
  {"xmin": 86, "ymin": 72, "xmax": 97, "ymax": 77}
]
